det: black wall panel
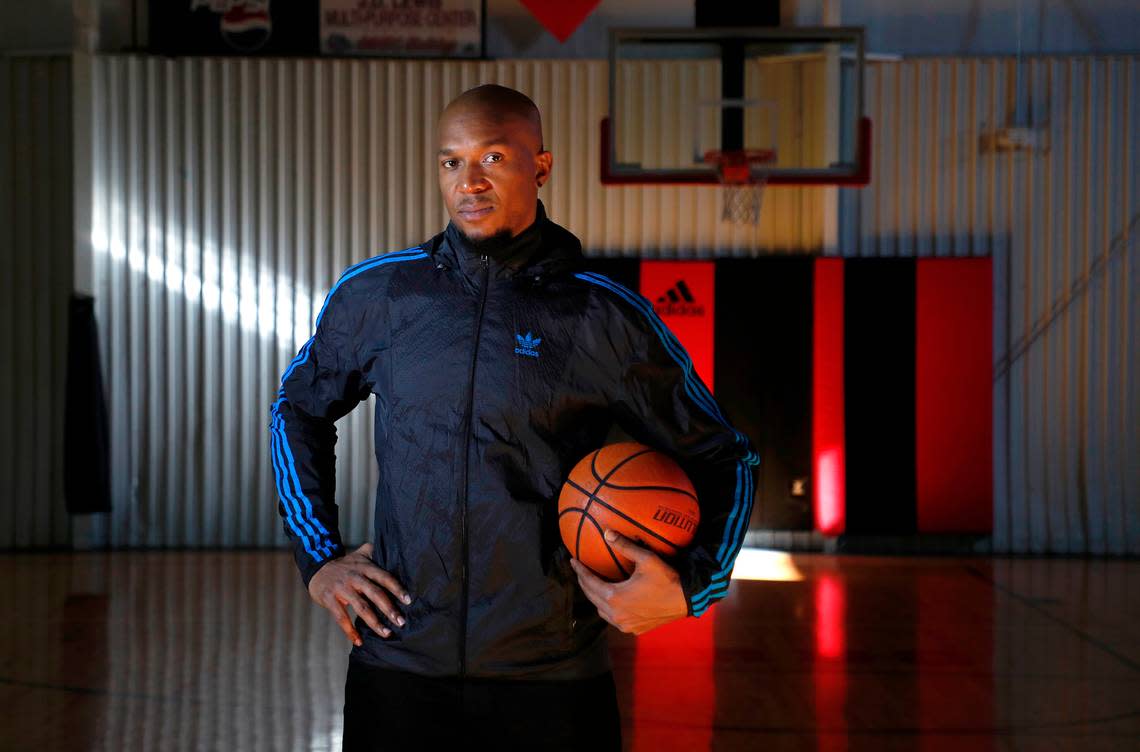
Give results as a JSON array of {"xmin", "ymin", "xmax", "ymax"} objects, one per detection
[
  {"xmin": 716, "ymin": 258, "xmax": 813, "ymax": 531},
  {"xmin": 844, "ymin": 259, "xmax": 916, "ymax": 534}
]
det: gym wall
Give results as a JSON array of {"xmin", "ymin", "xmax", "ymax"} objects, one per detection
[{"xmin": 1, "ymin": 53, "xmax": 1134, "ymax": 555}]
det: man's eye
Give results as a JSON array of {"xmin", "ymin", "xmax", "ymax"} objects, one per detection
[
  {"xmin": 483, "ymin": 154, "xmax": 502, "ymax": 164},
  {"xmin": 442, "ymin": 159, "xmax": 458, "ymax": 169}
]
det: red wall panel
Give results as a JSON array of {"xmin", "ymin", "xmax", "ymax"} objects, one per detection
[
  {"xmin": 915, "ymin": 258, "xmax": 992, "ymax": 532},
  {"xmin": 813, "ymin": 259, "xmax": 846, "ymax": 535},
  {"xmin": 639, "ymin": 261, "xmax": 716, "ymax": 392}
]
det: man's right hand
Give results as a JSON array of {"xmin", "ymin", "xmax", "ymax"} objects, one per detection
[{"xmin": 307, "ymin": 542, "xmax": 412, "ymax": 647}]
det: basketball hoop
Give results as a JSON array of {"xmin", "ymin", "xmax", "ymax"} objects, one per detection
[{"xmin": 703, "ymin": 149, "xmax": 778, "ymax": 226}]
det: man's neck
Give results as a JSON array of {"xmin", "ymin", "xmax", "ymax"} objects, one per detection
[{"xmin": 446, "ymin": 201, "xmax": 546, "ymax": 265}]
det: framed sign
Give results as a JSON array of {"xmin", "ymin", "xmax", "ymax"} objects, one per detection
[
  {"xmin": 320, "ymin": 0, "xmax": 484, "ymax": 57},
  {"xmin": 149, "ymin": 1, "xmax": 320, "ymax": 56}
]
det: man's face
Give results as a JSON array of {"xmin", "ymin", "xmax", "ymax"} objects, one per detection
[{"xmin": 437, "ymin": 107, "xmax": 552, "ymax": 241}]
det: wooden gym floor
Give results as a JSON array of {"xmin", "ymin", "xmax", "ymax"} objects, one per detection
[{"xmin": 1, "ymin": 551, "xmax": 1137, "ymax": 751}]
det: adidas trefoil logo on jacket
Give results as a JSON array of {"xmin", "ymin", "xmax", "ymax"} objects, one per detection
[{"xmin": 514, "ymin": 331, "xmax": 542, "ymax": 358}]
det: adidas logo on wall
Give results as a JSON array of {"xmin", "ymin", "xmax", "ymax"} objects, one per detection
[{"xmin": 654, "ymin": 280, "xmax": 706, "ymax": 317}]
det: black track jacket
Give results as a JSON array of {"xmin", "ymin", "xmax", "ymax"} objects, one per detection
[{"xmin": 269, "ymin": 201, "xmax": 759, "ymax": 679}]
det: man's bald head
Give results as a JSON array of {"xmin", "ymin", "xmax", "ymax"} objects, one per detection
[
  {"xmin": 438, "ymin": 84, "xmax": 544, "ymax": 152},
  {"xmin": 436, "ymin": 84, "xmax": 553, "ymax": 242}
]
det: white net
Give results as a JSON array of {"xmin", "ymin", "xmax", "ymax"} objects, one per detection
[
  {"xmin": 709, "ymin": 149, "xmax": 775, "ymax": 226},
  {"xmin": 721, "ymin": 179, "xmax": 768, "ymax": 225}
]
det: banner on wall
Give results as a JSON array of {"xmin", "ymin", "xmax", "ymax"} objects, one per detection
[
  {"xmin": 320, "ymin": 0, "xmax": 483, "ymax": 57},
  {"xmin": 639, "ymin": 261, "xmax": 716, "ymax": 391},
  {"xmin": 149, "ymin": 1, "xmax": 320, "ymax": 56}
]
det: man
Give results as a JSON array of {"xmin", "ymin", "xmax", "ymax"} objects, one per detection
[{"xmin": 269, "ymin": 84, "xmax": 759, "ymax": 750}]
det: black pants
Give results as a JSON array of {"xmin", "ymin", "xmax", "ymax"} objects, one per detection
[{"xmin": 342, "ymin": 656, "xmax": 622, "ymax": 751}]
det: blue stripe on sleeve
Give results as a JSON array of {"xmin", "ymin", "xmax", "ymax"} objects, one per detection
[{"xmin": 269, "ymin": 409, "xmax": 328, "ymax": 561}]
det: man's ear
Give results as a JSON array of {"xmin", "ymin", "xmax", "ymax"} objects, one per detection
[{"xmin": 535, "ymin": 150, "xmax": 553, "ymax": 188}]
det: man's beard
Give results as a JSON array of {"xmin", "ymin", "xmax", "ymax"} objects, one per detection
[{"xmin": 457, "ymin": 226, "xmax": 515, "ymax": 256}]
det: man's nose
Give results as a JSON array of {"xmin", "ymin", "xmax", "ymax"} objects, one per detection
[{"xmin": 459, "ymin": 163, "xmax": 490, "ymax": 193}]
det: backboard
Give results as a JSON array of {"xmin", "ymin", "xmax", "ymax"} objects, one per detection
[{"xmin": 603, "ymin": 27, "xmax": 871, "ymax": 186}]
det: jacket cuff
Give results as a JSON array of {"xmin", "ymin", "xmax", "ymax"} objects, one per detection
[
  {"xmin": 298, "ymin": 546, "xmax": 346, "ymax": 593},
  {"xmin": 672, "ymin": 548, "xmax": 719, "ymax": 618}
]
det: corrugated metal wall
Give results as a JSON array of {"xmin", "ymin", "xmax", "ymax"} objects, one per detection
[
  {"xmin": 79, "ymin": 55, "xmax": 821, "ymax": 552},
  {"xmin": 841, "ymin": 56, "xmax": 1138, "ymax": 553},
  {"xmin": 58, "ymin": 53, "xmax": 1139, "ymax": 554},
  {"xmin": 0, "ymin": 54, "xmax": 73, "ymax": 548}
]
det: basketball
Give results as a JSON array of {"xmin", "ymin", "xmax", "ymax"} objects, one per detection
[{"xmin": 558, "ymin": 442, "xmax": 700, "ymax": 581}]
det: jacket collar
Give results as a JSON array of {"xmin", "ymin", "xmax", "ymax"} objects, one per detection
[{"xmin": 425, "ymin": 200, "xmax": 584, "ymax": 286}]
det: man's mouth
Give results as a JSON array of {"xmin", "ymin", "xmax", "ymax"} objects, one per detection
[{"xmin": 458, "ymin": 204, "xmax": 494, "ymax": 220}]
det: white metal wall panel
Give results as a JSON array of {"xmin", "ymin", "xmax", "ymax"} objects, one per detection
[
  {"xmin": 840, "ymin": 56, "xmax": 1138, "ymax": 554},
  {"xmin": 0, "ymin": 55, "xmax": 72, "ymax": 549},
  {"xmin": 840, "ymin": 58, "xmax": 1006, "ymax": 258}
]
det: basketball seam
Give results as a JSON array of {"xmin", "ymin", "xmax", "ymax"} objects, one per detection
[
  {"xmin": 563, "ymin": 446, "xmax": 658, "ymax": 579},
  {"xmin": 574, "ymin": 493, "xmax": 590, "ymax": 561},
  {"xmin": 590, "ymin": 481, "xmax": 698, "ymax": 502},
  {"xmin": 590, "ymin": 448, "xmax": 698, "ymax": 502},
  {"xmin": 584, "ymin": 446, "xmax": 658, "ymax": 553},
  {"xmin": 589, "ymin": 445, "xmax": 657, "ymax": 486},
  {"xmin": 565, "ymin": 477, "xmax": 680, "ymax": 552},
  {"xmin": 578, "ymin": 511, "xmax": 630, "ymax": 580},
  {"xmin": 573, "ymin": 449, "xmax": 602, "ymax": 559}
]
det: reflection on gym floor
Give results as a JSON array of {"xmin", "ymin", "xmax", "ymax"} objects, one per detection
[{"xmin": 1, "ymin": 551, "xmax": 1137, "ymax": 750}]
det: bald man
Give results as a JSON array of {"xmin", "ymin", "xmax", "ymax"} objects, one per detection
[{"xmin": 270, "ymin": 84, "xmax": 759, "ymax": 750}]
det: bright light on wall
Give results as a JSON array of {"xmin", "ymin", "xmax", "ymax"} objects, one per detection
[
  {"xmin": 90, "ymin": 205, "xmax": 316, "ymax": 351},
  {"xmin": 730, "ymin": 548, "xmax": 804, "ymax": 582},
  {"xmin": 816, "ymin": 446, "xmax": 845, "ymax": 535}
]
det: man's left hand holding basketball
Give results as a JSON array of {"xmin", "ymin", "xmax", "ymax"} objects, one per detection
[{"xmin": 569, "ymin": 529, "xmax": 689, "ymax": 635}]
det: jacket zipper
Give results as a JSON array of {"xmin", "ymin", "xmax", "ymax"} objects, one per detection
[{"xmin": 458, "ymin": 252, "xmax": 490, "ymax": 676}]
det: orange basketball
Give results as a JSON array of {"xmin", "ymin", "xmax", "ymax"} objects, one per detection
[{"xmin": 558, "ymin": 442, "xmax": 700, "ymax": 581}]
